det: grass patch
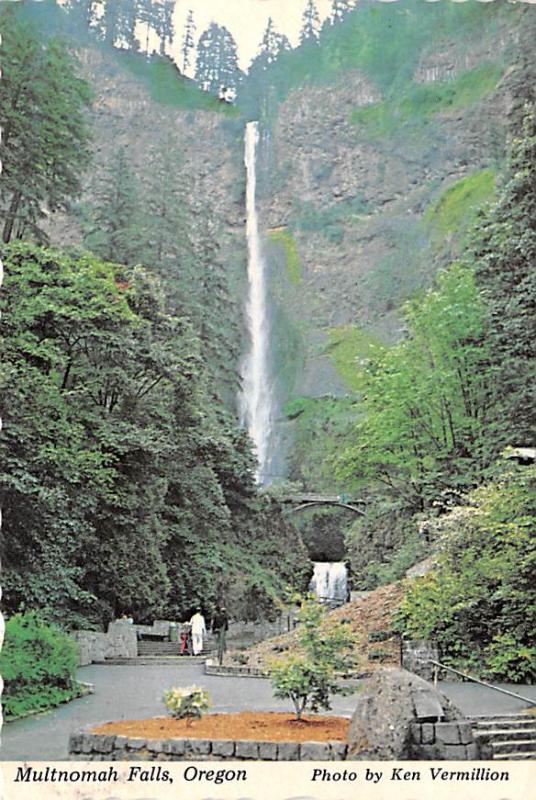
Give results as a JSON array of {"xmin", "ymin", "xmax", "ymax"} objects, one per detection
[
  {"xmin": 3, "ymin": 683, "xmax": 88, "ymax": 722},
  {"xmin": 324, "ymin": 326, "xmax": 383, "ymax": 392},
  {"xmin": 350, "ymin": 63, "xmax": 503, "ymax": 139},
  {"xmin": 115, "ymin": 50, "xmax": 238, "ymax": 114},
  {"xmin": 289, "ymin": 197, "xmax": 370, "ymax": 244},
  {"xmin": 425, "ymin": 168, "xmax": 496, "ymax": 235},
  {"xmin": 268, "ymin": 228, "xmax": 301, "ymax": 285}
]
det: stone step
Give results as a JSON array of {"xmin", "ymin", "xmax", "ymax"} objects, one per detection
[
  {"xmin": 475, "ymin": 727, "xmax": 536, "ymax": 742},
  {"xmin": 138, "ymin": 641, "xmax": 181, "ymax": 655},
  {"xmin": 471, "ymin": 717, "xmax": 535, "ymax": 730},
  {"xmin": 493, "ymin": 750, "xmax": 536, "ymax": 761},
  {"xmin": 469, "ymin": 712, "xmax": 535, "ymax": 721},
  {"xmin": 137, "ymin": 641, "xmax": 214, "ymax": 656},
  {"xmin": 490, "ymin": 738, "xmax": 536, "ymax": 755},
  {"xmin": 99, "ymin": 654, "xmax": 214, "ymax": 666}
]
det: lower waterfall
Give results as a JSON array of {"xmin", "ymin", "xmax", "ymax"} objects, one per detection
[{"xmin": 310, "ymin": 562, "xmax": 348, "ymax": 606}]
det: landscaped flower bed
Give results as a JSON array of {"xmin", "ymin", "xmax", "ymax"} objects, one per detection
[{"xmin": 69, "ymin": 713, "xmax": 351, "ymax": 761}]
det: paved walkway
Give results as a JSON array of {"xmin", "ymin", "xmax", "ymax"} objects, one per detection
[{"xmin": 1, "ymin": 664, "xmax": 535, "ymax": 761}]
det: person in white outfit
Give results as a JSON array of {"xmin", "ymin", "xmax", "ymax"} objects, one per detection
[{"xmin": 189, "ymin": 608, "xmax": 206, "ymax": 656}]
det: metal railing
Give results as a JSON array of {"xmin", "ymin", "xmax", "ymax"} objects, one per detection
[{"xmin": 429, "ymin": 659, "xmax": 536, "ymax": 707}]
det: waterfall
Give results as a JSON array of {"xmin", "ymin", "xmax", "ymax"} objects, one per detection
[
  {"xmin": 239, "ymin": 121, "xmax": 274, "ymax": 484},
  {"xmin": 310, "ymin": 562, "xmax": 348, "ymax": 606}
]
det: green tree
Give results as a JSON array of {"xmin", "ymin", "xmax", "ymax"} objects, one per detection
[
  {"xmin": 473, "ymin": 105, "xmax": 536, "ymax": 446},
  {"xmin": 181, "ymin": 9, "xmax": 196, "ymax": 73},
  {"xmin": 270, "ymin": 597, "xmax": 356, "ymax": 720},
  {"xmin": 253, "ymin": 17, "xmax": 290, "ymax": 72},
  {"xmin": 300, "ymin": 0, "xmax": 321, "ymax": 44},
  {"xmin": 398, "ymin": 463, "xmax": 536, "ymax": 682},
  {"xmin": 337, "ymin": 264, "xmax": 496, "ymax": 509},
  {"xmin": 329, "ymin": 0, "xmax": 354, "ymax": 25},
  {"xmin": 84, "ymin": 147, "xmax": 144, "ymax": 264},
  {"xmin": 140, "ymin": 137, "xmax": 194, "ymax": 295},
  {"xmin": 153, "ymin": 0, "xmax": 175, "ymax": 56},
  {"xmin": 65, "ymin": 0, "xmax": 100, "ymax": 29},
  {"xmin": 116, "ymin": 0, "xmax": 142, "ymax": 50},
  {"xmin": 0, "ymin": 11, "xmax": 92, "ymax": 243},
  {"xmin": 0, "ymin": 242, "xmax": 310, "ymax": 627},
  {"xmin": 195, "ymin": 23, "xmax": 241, "ymax": 97},
  {"xmin": 0, "ymin": 243, "xmax": 134, "ymax": 624}
]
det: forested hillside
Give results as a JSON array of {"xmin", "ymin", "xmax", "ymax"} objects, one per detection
[{"xmin": 0, "ymin": 3, "xmax": 310, "ymax": 628}]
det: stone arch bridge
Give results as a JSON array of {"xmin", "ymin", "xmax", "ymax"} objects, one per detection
[{"xmin": 280, "ymin": 494, "xmax": 366, "ymax": 515}]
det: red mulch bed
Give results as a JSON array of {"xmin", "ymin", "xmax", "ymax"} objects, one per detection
[{"xmin": 93, "ymin": 712, "xmax": 350, "ymax": 742}]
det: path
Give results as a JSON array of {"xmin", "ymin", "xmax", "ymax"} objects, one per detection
[{"xmin": 1, "ymin": 664, "xmax": 535, "ymax": 761}]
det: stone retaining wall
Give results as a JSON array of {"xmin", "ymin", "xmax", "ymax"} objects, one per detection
[
  {"xmin": 204, "ymin": 660, "xmax": 267, "ymax": 678},
  {"xmin": 401, "ymin": 639, "xmax": 439, "ymax": 682},
  {"xmin": 409, "ymin": 720, "xmax": 479, "ymax": 760},
  {"xmin": 72, "ymin": 621, "xmax": 138, "ymax": 666},
  {"xmin": 69, "ymin": 733, "xmax": 348, "ymax": 761}
]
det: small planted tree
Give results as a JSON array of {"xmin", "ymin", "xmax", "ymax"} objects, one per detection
[{"xmin": 269, "ymin": 597, "xmax": 356, "ymax": 721}]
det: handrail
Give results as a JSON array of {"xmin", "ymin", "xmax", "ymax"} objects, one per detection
[{"xmin": 429, "ymin": 659, "xmax": 536, "ymax": 707}]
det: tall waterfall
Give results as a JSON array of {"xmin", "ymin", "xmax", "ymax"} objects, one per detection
[
  {"xmin": 310, "ymin": 562, "xmax": 348, "ymax": 606},
  {"xmin": 239, "ymin": 121, "xmax": 274, "ymax": 484}
]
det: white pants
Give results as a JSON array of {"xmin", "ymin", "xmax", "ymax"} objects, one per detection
[{"xmin": 192, "ymin": 632, "xmax": 203, "ymax": 655}]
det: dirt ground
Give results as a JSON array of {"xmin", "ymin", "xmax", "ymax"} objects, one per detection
[
  {"xmin": 93, "ymin": 711, "xmax": 350, "ymax": 742},
  {"xmin": 224, "ymin": 581, "xmax": 405, "ymax": 674}
]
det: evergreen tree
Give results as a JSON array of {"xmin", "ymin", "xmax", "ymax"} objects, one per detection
[
  {"xmin": 187, "ymin": 196, "xmax": 241, "ymax": 395},
  {"xmin": 141, "ymin": 137, "xmax": 195, "ymax": 305},
  {"xmin": 115, "ymin": 0, "xmax": 142, "ymax": 50},
  {"xmin": 254, "ymin": 16, "xmax": 290, "ymax": 71},
  {"xmin": 329, "ymin": 0, "xmax": 354, "ymax": 25},
  {"xmin": 195, "ymin": 23, "xmax": 241, "ymax": 97},
  {"xmin": 152, "ymin": 0, "xmax": 175, "ymax": 56},
  {"xmin": 181, "ymin": 9, "xmax": 196, "ymax": 73},
  {"xmin": 300, "ymin": 0, "xmax": 321, "ymax": 44},
  {"xmin": 218, "ymin": 26, "xmax": 241, "ymax": 96},
  {"xmin": 139, "ymin": 0, "xmax": 155, "ymax": 53},
  {"xmin": 84, "ymin": 147, "xmax": 144, "ymax": 265},
  {"xmin": 100, "ymin": 0, "xmax": 119, "ymax": 44},
  {"xmin": 474, "ymin": 105, "xmax": 536, "ymax": 445},
  {"xmin": 0, "ymin": 11, "xmax": 92, "ymax": 243},
  {"xmin": 65, "ymin": 0, "xmax": 100, "ymax": 29}
]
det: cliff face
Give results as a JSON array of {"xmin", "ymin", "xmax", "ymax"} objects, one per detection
[
  {"xmin": 259, "ymin": 16, "xmax": 525, "ymax": 402},
  {"xmin": 45, "ymin": 45, "xmax": 246, "ymax": 283},
  {"xmin": 42, "ymin": 5, "xmax": 534, "ymax": 486}
]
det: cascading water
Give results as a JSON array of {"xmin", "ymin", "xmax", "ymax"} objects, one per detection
[
  {"xmin": 310, "ymin": 562, "xmax": 348, "ymax": 606},
  {"xmin": 239, "ymin": 121, "xmax": 275, "ymax": 484}
]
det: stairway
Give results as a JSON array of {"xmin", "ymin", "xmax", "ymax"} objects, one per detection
[
  {"xmin": 470, "ymin": 714, "xmax": 536, "ymax": 760},
  {"xmin": 137, "ymin": 638, "xmax": 215, "ymax": 657}
]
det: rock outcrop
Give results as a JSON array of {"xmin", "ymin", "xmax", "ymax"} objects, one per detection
[{"xmin": 347, "ymin": 667, "xmax": 480, "ymax": 760}]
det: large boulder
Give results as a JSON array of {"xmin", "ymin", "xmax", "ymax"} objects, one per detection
[{"xmin": 347, "ymin": 667, "xmax": 478, "ymax": 760}]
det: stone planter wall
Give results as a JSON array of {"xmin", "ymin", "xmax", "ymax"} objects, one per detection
[
  {"xmin": 69, "ymin": 724, "xmax": 480, "ymax": 762},
  {"xmin": 409, "ymin": 721, "xmax": 480, "ymax": 760},
  {"xmin": 69, "ymin": 732, "xmax": 348, "ymax": 761}
]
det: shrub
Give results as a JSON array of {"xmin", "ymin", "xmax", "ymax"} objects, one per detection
[
  {"xmin": 0, "ymin": 612, "xmax": 79, "ymax": 720},
  {"xmin": 269, "ymin": 597, "xmax": 356, "ymax": 720},
  {"xmin": 163, "ymin": 686, "xmax": 210, "ymax": 721},
  {"xmin": 398, "ymin": 464, "xmax": 536, "ymax": 682}
]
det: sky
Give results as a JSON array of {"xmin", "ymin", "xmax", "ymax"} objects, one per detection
[{"xmin": 172, "ymin": 0, "xmax": 334, "ymax": 73}]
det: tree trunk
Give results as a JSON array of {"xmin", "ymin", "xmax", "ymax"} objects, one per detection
[{"xmin": 3, "ymin": 191, "xmax": 22, "ymax": 243}]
